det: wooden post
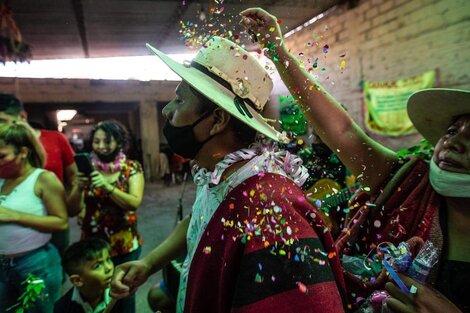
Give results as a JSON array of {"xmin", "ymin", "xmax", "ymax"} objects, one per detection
[{"xmin": 139, "ymin": 99, "xmax": 160, "ymax": 182}]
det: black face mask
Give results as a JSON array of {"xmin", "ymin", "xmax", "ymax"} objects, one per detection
[
  {"xmin": 95, "ymin": 148, "xmax": 121, "ymax": 163},
  {"xmin": 163, "ymin": 111, "xmax": 214, "ymax": 159}
]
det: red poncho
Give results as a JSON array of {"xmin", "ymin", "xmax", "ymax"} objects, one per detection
[
  {"xmin": 184, "ymin": 173, "xmax": 347, "ymax": 313},
  {"xmin": 335, "ymin": 158, "xmax": 441, "ymax": 299}
]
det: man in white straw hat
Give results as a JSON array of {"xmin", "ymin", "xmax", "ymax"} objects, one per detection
[
  {"xmin": 111, "ymin": 36, "xmax": 347, "ymax": 313},
  {"xmin": 241, "ymin": 7, "xmax": 470, "ymax": 313}
]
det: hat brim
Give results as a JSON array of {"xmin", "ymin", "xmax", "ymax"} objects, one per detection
[
  {"xmin": 407, "ymin": 88, "xmax": 470, "ymax": 145},
  {"xmin": 146, "ymin": 43, "xmax": 285, "ymax": 143}
]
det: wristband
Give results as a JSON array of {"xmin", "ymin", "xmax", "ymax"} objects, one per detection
[{"xmin": 107, "ymin": 185, "xmax": 116, "ymax": 196}]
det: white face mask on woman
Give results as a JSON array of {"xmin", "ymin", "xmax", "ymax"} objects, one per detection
[{"xmin": 429, "ymin": 159, "xmax": 470, "ymax": 198}]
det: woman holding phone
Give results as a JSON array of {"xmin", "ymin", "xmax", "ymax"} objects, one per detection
[
  {"xmin": 0, "ymin": 122, "xmax": 67, "ymax": 312},
  {"xmin": 75, "ymin": 120, "xmax": 144, "ymax": 313}
]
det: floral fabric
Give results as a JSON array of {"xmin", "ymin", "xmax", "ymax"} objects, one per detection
[{"xmin": 81, "ymin": 159, "xmax": 143, "ymax": 257}]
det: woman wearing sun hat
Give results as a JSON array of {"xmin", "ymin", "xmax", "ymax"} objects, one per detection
[{"xmin": 241, "ymin": 7, "xmax": 469, "ymax": 313}]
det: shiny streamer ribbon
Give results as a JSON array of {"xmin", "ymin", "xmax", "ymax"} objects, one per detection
[
  {"xmin": 382, "ymin": 259, "xmax": 410, "ymax": 294},
  {"xmin": 192, "ymin": 142, "xmax": 308, "ymax": 187}
]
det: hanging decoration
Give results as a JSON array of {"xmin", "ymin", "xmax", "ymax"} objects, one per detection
[{"xmin": 0, "ymin": 1, "xmax": 32, "ymax": 63}]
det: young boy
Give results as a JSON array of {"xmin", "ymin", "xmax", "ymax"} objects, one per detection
[{"xmin": 54, "ymin": 238, "xmax": 115, "ymax": 313}]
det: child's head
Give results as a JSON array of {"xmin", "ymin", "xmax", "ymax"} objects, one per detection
[{"xmin": 62, "ymin": 238, "xmax": 114, "ymax": 291}]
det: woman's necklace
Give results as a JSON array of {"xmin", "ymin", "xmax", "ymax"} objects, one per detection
[{"xmin": 90, "ymin": 151, "xmax": 127, "ymax": 173}]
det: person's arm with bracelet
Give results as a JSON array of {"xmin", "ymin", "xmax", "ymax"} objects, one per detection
[
  {"xmin": 110, "ymin": 215, "xmax": 189, "ymax": 299},
  {"xmin": 90, "ymin": 170, "xmax": 145, "ymax": 211}
]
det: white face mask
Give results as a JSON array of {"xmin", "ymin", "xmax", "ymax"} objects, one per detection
[{"xmin": 429, "ymin": 159, "xmax": 470, "ymax": 198}]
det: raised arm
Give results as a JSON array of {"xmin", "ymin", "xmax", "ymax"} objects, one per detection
[{"xmin": 241, "ymin": 8, "xmax": 399, "ymax": 193}]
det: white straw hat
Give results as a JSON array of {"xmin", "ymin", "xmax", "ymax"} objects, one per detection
[{"xmin": 146, "ymin": 36, "xmax": 286, "ymax": 143}]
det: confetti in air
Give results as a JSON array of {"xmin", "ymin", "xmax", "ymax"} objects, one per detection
[{"xmin": 178, "ymin": 0, "xmax": 248, "ymax": 49}]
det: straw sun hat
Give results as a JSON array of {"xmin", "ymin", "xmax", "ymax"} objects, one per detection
[
  {"xmin": 407, "ymin": 88, "xmax": 470, "ymax": 145},
  {"xmin": 146, "ymin": 36, "xmax": 286, "ymax": 143}
]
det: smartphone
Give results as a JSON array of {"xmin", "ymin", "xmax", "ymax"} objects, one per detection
[{"xmin": 74, "ymin": 153, "xmax": 94, "ymax": 176}]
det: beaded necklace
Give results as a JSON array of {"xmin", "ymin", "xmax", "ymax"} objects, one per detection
[{"xmin": 90, "ymin": 150, "xmax": 127, "ymax": 173}]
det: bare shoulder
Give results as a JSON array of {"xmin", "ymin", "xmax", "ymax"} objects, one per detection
[{"xmin": 37, "ymin": 170, "xmax": 64, "ymax": 191}]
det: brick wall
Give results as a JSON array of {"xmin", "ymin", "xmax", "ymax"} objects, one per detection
[{"xmin": 279, "ymin": 0, "xmax": 470, "ymax": 150}]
